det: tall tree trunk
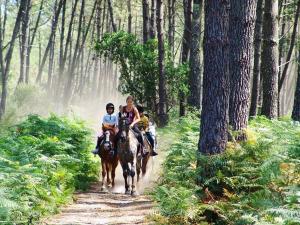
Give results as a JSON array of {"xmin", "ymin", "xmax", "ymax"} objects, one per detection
[
  {"xmin": 229, "ymin": 0, "xmax": 257, "ymax": 140},
  {"xmin": 107, "ymin": 0, "xmax": 117, "ymax": 32},
  {"xmin": 292, "ymin": 47, "xmax": 300, "ymax": 121},
  {"xmin": 47, "ymin": 0, "xmax": 58, "ymax": 90},
  {"xmin": 18, "ymin": 0, "xmax": 31, "ymax": 84},
  {"xmin": 55, "ymin": 0, "xmax": 79, "ymax": 97},
  {"xmin": 127, "ymin": 0, "xmax": 132, "ymax": 33},
  {"xmin": 199, "ymin": 0, "xmax": 230, "ymax": 154},
  {"xmin": 261, "ymin": 0, "xmax": 279, "ymax": 119},
  {"xmin": 0, "ymin": 0, "xmax": 27, "ymax": 119},
  {"xmin": 188, "ymin": 0, "xmax": 202, "ymax": 109},
  {"xmin": 277, "ymin": 0, "xmax": 286, "ymax": 117},
  {"xmin": 2, "ymin": 0, "xmax": 8, "ymax": 42},
  {"xmin": 167, "ymin": 0, "xmax": 175, "ymax": 55},
  {"xmin": 35, "ymin": 0, "xmax": 64, "ymax": 83},
  {"xmin": 149, "ymin": 0, "xmax": 156, "ymax": 39},
  {"xmin": 250, "ymin": 0, "xmax": 264, "ymax": 117},
  {"xmin": 278, "ymin": 0, "xmax": 286, "ymax": 79},
  {"xmin": 25, "ymin": 0, "xmax": 44, "ymax": 83},
  {"xmin": 180, "ymin": 0, "xmax": 192, "ymax": 116},
  {"xmin": 278, "ymin": 0, "xmax": 300, "ymax": 93},
  {"xmin": 142, "ymin": 0, "xmax": 150, "ymax": 43},
  {"xmin": 63, "ymin": 0, "xmax": 85, "ymax": 105},
  {"xmin": 156, "ymin": 0, "xmax": 168, "ymax": 126}
]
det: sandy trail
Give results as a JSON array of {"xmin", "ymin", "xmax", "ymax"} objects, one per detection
[{"xmin": 43, "ymin": 130, "xmax": 174, "ymax": 225}]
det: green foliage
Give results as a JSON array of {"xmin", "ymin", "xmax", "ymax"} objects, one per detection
[
  {"xmin": 0, "ymin": 114, "xmax": 99, "ymax": 224},
  {"xmin": 94, "ymin": 31, "xmax": 189, "ymax": 111},
  {"xmin": 151, "ymin": 115, "xmax": 300, "ymax": 225}
]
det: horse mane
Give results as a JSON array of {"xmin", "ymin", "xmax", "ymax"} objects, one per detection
[{"xmin": 128, "ymin": 129, "xmax": 139, "ymax": 150}]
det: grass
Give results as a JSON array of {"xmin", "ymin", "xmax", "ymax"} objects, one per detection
[{"xmin": 151, "ymin": 115, "xmax": 300, "ymax": 225}]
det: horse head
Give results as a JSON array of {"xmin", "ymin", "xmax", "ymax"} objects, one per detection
[
  {"xmin": 119, "ymin": 116, "xmax": 129, "ymax": 143},
  {"xmin": 103, "ymin": 130, "xmax": 112, "ymax": 150}
]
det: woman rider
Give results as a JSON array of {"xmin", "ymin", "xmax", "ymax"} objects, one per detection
[{"xmin": 118, "ymin": 95, "xmax": 147, "ymax": 155}]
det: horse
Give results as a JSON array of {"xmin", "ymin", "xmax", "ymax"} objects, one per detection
[
  {"xmin": 98, "ymin": 125, "xmax": 119, "ymax": 192},
  {"xmin": 136, "ymin": 129, "xmax": 153, "ymax": 181},
  {"xmin": 117, "ymin": 117, "xmax": 139, "ymax": 196}
]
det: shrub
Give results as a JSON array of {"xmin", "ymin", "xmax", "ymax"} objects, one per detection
[{"xmin": 0, "ymin": 114, "xmax": 99, "ymax": 224}]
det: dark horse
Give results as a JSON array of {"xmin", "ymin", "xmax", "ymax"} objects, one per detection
[
  {"xmin": 98, "ymin": 125, "xmax": 118, "ymax": 192},
  {"xmin": 117, "ymin": 117, "xmax": 139, "ymax": 196}
]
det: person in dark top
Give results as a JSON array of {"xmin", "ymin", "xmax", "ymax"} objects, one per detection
[{"xmin": 117, "ymin": 96, "xmax": 147, "ymax": 155}]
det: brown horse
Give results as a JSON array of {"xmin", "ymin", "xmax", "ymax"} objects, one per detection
[
  {"xmin": 98, "ymin": 125, "xmax": 118, "ymax": 192},
  {"xmin": 136, "ymin": 130, "xmax": 153, "ymax": 181}
]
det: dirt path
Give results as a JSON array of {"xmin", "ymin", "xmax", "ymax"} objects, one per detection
[{"xmin": 43, "ymin": 129, "xmax": 175, "ymax": 225}]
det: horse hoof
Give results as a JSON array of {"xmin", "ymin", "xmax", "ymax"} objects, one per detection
[
  {"xmin": 101, "ymin": 187, "xmax": 108, "ymax": 193},
  {"xmin": 107, "ymin": 184, "xmax": 112, "ymax": 188},
  {"xmin": 125, "ymin": 190, "xmax": 131, "ymax": 195},
  {"xmin": 131, "ymin": 190, "xmax": 138, "ymax": 197}
]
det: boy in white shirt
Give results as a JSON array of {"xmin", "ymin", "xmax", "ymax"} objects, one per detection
[{"xmin": 92, "ymin": 103, "xmax": 118, "ymax": 155}]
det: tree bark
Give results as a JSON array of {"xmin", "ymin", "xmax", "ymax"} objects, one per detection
[
  {"xmin": 18, "ymin": 0, "xmax": 31, "ymax": 84},
  {"xmin": 229, "ymin": 0, "xmax": 257, "ymax": 140},
  {"xmin": 250, "ymin": 0, "xmax": 264, "ymax": 117},
  {"xmin": 260, "ymin": 0, "xmax": 279, "ymax": 119},
  {"xmin": 187, "ymin": 0, "xmax": 202, "ymax": 109},
  {"xmin": 167, "ymin": 0, "xmax": 175, "ymax": 55},
  {"xmin": 107, "ymin": 0, "xmax": 117, "ymax": 32},
  {"xmin": 199, "ymin": 0, "xmax": 230, "ymax": 154},
  {"xmin": 142, "ymin": 0, "xmax": 150, "ymax": 43},
  {"xmin": 180, "ymin": 0, "xmax": 192, "ymax": 116},
  {"xmin": 149, "ymin": 0, "xmax": 156, "ymax": 39},
  {"xmin": 292, "ymin": 47, "xmax": 300, "ymax": 121},
  {"xmin": 127, "ymin": 0, "xmax": 132, "ymax": 33},
  {"xmin": 47, "ymin": 0, "xmax": 58, "ymax": 90},
  {"xmin": 156, "ymin": 0, "xmax": 168, "ymax": 126}
]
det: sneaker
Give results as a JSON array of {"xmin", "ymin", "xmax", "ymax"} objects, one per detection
[
  {"xmin": 151, "ymin": 151, "xmax": 158, "ymax": 156},
  {"xmin": 91, "ymin": 148, "xmax": 99, "ymax": 154}
]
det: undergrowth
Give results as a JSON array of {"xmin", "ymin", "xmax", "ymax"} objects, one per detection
[
  {"xmin": 151, "ymin": 115, "xmax": 300, "ymax": 225},
  {"xmin": 0, "ymin": 114, "xmax": 99, "ymax": 224}
]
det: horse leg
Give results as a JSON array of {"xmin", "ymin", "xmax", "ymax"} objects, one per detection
[
  {"xmin": 136, "ymin": 155, "xmax": 142, "ymax": 182},
  {"xmin": 111, "ymin": 161, "xmax": 117, "ymax": 187},
  {"xmin": 101, "ymin": 160, "xmax": 107, "ymax": 192},
  {"xmin": 107, "ymin": 163, "xmax": 113, "ymax": 188},
  {"xmin": 130, "ymin": 160, "xmax": 137, "ymax": 196},
  {"xmin": 142, "ymin": 155, "xmax": 150, "ymax": 175},
  {"xmin": 122, "ymin": 163, "xmax": 130, "ymax": 195}
]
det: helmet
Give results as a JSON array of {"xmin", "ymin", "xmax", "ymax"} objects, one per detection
[{"xmin": 106, "ymin": 103, "xmax": 115, "ymax": 113}]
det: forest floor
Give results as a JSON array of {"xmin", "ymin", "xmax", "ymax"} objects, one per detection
[{"xmin": 42, "ymin": 128, "xmax": 176, "ymax": 225}]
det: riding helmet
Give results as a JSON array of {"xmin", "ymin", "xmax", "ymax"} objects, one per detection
[{"xmin": 106, "ymin": 103, "xmax": 115, "ymax": 113}]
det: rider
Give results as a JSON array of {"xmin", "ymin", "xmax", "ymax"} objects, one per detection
[
  {"xmin": 92, "ymin": 103, "xmax": 118, "ymax": 155},
  {"xmin": 118, "ymin": 95, "xmax": 147, "ymax": 156},
  {"xmin": 136, "ymin": 105, "xmax": 158, "ymax": 156}
]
